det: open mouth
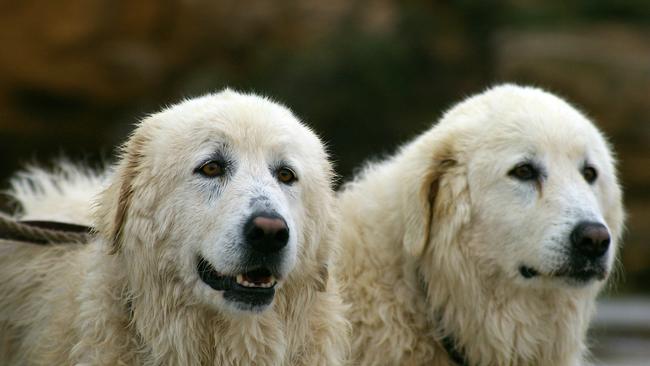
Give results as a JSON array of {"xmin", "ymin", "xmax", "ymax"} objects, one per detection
[
  {"xmin": 519, "ymin": 264, "xmax": 607, "ymax": 284},
  {"xmin": 197, "ymin": 256, "xmax": 277, "ymax": 310}
]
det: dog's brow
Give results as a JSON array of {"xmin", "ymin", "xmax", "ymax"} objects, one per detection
[
  {"xmin": 581, "ymin": 158, "xmax": 594, "ymax": 169},
  {"xmin": 200, "ymin": 144, "xmax": 233, "ymax": 164},
  {"xmin": 272, "ymin": 160, "xmax": 298, "ymax": 173}
]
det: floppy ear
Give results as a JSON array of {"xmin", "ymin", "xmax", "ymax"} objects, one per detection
[
  {"xmin": 401, "ymin": 136, "xmax": 459, "ymax": 257},
  {"xmin": 96, "ymin": 132, "xmax": 149, "ymax": 254}
]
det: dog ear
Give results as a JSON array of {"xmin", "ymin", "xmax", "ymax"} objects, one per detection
[
  {"xmin": 96, "ymin": 132, "xmax": 148, "ymax": 254},
  {"xmin": 402, "ymin": 136, "xmax": 460, "ymax": 257}
]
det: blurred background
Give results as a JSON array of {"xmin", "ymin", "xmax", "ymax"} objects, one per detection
[{"xmin": 0, "ymin": 1, "xmax": 648, "ymax": 364}]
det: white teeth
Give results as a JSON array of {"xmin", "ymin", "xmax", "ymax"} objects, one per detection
[{"xmin": 235, "ymin": 275, "xmax": 276, "ymax": 288}]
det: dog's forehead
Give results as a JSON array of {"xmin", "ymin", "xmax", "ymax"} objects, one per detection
[
  {"xmin": 147, "ymin": 94, "xmax": 322, "ymax": 155},
  {"xmin": 490, "ymin": 120, "xmax": 589, "ymax": 157},
  {"xmin": 136, "ymin": 93, "xmax": 329, "ymax": 182},
  {"xmin": 448, "ymin": 101, "xmax": 615, "ymax": 183},
  {"xmin": 470, "ymin": 99, "xmax": 603, "ymax": 161}
]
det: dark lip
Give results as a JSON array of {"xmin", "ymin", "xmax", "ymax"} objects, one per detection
[
  {"xmin": 519, "ymin": 264, "xmax": 607, "ymax": 283},
  {"xmin": 554, "ymin": 267, "xmax": 607, "ymax": 282},
  {"xmin": 196, "ymin": 256, "xmax": 277, "ymax": 293}
]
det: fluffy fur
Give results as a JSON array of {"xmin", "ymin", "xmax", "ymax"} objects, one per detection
[
  {"xmin": 335, "ymin": 84, "xmax": 624, "ymax": 365},
  {"xmin": 0, "ymin": 90, "xmax": 348, "ymax": 365},
  {"xmin": 7, "ymin": 161, "xmax": 109, "ymax": 226}
]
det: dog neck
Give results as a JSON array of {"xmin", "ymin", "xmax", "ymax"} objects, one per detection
[
  {"xmin": 125, "ymin": 256, "xmax": 289, "ymax": 364},
  {"xmin": 416, "ymin": 252, "xmax": 597, "ymax": 366},
  {"xmin": 413, "ymin": 265, "xmax": 469, "ymax": 366},
  {"xmin": 72, "ymin": 242, "xmax": 290, "ymax": 365}
]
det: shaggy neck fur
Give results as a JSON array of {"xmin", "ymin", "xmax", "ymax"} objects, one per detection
[{"xmin": 417, "ymin": 248, "xmax": 596, "ymax": 366}]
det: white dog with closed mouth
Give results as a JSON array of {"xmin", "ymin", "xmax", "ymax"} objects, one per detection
[
  {"xmin": 335, "ymin": 84, "xmax": 624, "ymax": 365},
  {"xmin": 0, "ymin": 90, "xmax": 348, "ymax": 365}
]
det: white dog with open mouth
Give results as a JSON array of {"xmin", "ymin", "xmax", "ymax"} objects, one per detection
[
  {"xmin": 335, "ymin": 84, "xmax": 624, "ymax": 365},
  {"xmin": 0, "ymin": 90, "xmax": 348, "ymax": 365}
]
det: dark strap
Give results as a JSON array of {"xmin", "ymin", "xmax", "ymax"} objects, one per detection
[
  {"xmin": 418, "ymin": 268, "xmax": 471, "ymax": 366},
  {"xmin": 440, "ymin": 332, "xmax": 470, "ymax": 366}
]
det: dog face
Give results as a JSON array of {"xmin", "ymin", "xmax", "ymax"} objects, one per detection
[
  {"xmin": 99, "ymin": 90, "xmax": 333, "ymax": 312},
  {"xmin": 408, "ymin": 85, "xmax": 624, "ymax": 290},
  {"xmin": 463, "ymin": 88, "xmax": 623, "ymax": 288}
]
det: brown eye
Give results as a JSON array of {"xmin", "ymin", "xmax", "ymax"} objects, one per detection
[
  {"xmin": 509, "ymin": 163, "xmax": 539, "ymax": 181},
  {"xmin": 277, "ymin": 167, "xmax": 297, "ymax": 185},
  {"xmin": 198, "ymin": 161, "xmax": 225, "ymax": 178},
  {"xmin": 582, "ymin": 166, "xmax": 597, "ymax": 184}
]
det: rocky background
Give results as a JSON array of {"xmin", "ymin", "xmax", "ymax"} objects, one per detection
[{"xmin": 0, "ymin": 0, "xmax": 648, "ymax": 293}]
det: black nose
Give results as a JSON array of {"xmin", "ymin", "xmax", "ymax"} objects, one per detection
[
  {"xmin": 570, "ymin": 221, "xmax": 610, "ymax": 259},
  {"xmin": 243, "ymin": 213, "xmax": 289, "ymax": 254}
]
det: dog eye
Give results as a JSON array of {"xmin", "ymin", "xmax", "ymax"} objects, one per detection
[
  {"xmin": 509, "ymin": 163, "xmax": 539, "ymax": 181},
  {"xmin": 277, "ymin": 167, "xmax": 297, "ymax": 185},
  {"xmin": 582, "ymin": 166, "xmax": 598, "ymax": 184},
  {"xmin": 197, "ymin": 161, "xmax": 225, "ymax": 178}
]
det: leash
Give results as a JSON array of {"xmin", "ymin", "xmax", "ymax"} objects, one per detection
[{"xmin": 0, "ymin": 212, "xmax": 92, "ymax": 244}]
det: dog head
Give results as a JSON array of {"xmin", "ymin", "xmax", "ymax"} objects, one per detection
[
  {"xmin": 403, "ymin": 84, "xmax": 624, "ymax": 290},
  {"xmin": 96, "ymin": 90, "xmax": 335, "ymax": 313}
]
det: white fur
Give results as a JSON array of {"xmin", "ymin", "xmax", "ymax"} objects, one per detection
[
  {"xmin": 0, "ymin": 90, "xmax": 348, "ymax": 365},
  {"xmin": 8, "ymin": 162, "xmax": 109, "ymax": 226},
  {"xmin": 335, "ymin": 84, "xmax": 625, "ymax": 365}
]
